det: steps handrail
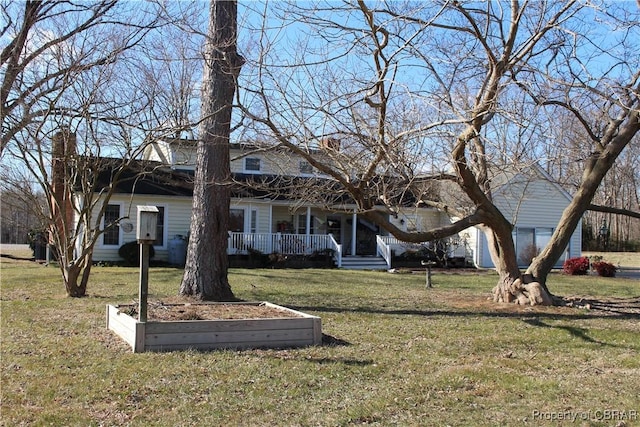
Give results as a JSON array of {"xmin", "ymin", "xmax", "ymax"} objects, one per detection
[
  {"xmin": 376, "ymin": 235, "xmax": 392, "ymax": 269},
  {"xmin": 328, "ymin": 233, "xmax": 342, "ymax": 267}
]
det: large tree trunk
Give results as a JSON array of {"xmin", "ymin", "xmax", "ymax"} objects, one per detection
[
  {"xmin": 527, "ymin": 111, "xmax": 640, "ymax": 286},
  {"xmin": 484, "ymin": 224, "xmax": 554, "ymax": 306},
  {"xmin": 180, "ymin": 0, "xmax": 242, "ymax": 301}
]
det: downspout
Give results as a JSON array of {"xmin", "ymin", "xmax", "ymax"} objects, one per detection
[{"xmin": 473, "ymin": 227, "xmax": 483, "ymax": 269}]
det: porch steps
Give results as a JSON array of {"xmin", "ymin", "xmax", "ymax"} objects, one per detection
[{"xmin": 340, "ymin": 256, "xmax": 389, "ymax": 270}]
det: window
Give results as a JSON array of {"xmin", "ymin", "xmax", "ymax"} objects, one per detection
[
  {"xmin": 103, "ymin": 204, "xmax": 120, "ymax": 246},
  {"xmin": 229, "ymin": 208, "xmax": 257, "ymax": 233},
  {"xmin": 297, "ymin": 214, "xmax": 315, "ymax": 235},
  {"xmin": 245, "ymin": 157, "xmax": 261, "ymax": 172},
  {"xmin": 229, "ymin": 209, "xmax": 245, "ymax": 232},
  {"xmin": 515, "ymin": 228, "xmax": 535, "ymax": 265},
  {"xmin": 154, "ymin": 206, "xmax": 165, "ymax": 246},
  {"xmin": 250, "ymin": 209, "xmax": 257, "ymax": 233},
  {"xmin": 514, "ymin": 227, "xmax": 554, "ymax": 266},
  {"xmin": 299, "ymin": 161, "xmax": 313, "ymax": 174}
]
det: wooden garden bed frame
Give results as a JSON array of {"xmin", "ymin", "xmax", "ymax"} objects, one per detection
[{"xmin": 106, "ymin": 302, "xmax": 322, "ymax": 353}]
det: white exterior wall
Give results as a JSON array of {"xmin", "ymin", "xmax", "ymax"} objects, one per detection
[
  {"xmin": 393, "ymin": 208, "xmax": 445, "ymax": 232},
  {"xmin": 143, "ymin": 141, "xmax": 173, "ymax": 165},
  {"xmin": 143, "ymin": 140, "xmax": 330, "ymax": 178},
  {"xmin": 230, "ymin": 199, "xmax": 272, "ymax": 233},
  {"xmin": 90, "ymin": 195, "xmax": 279, "ymax": 262},
  {"xmin": 229, "ymin": 150, "xmax": 328, "ymax": 177},
  {"xmin": 91, "ymin": 194, "xmax": 192, "ymax": 262},
  {"xmin": 472, "ymin": 173, "xmax": 581, "ymax": 269}
]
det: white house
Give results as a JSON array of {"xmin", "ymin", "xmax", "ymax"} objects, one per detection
[
  {"xmin": 83, "ymin": 138, "xmax": 580, "ymax": 269},
  {"xmin": 458, "ymin": 168, "xmax": 581, "ymax": 268}
]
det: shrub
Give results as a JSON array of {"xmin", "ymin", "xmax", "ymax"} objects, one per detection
[
  {"xmin": 592, "ymin": 261, "xmax": 617, "ymax": 277},
  {"xmin": 562, "ymin": 256, "xmax": 590, "ymax": 275},
  {"xmin": 118, "ymin": 241, "xmax": 155, "ymax": 266}
]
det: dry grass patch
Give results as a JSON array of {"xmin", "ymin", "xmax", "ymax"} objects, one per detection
[{"xmin": 2, "ymin": 255, "xmax": 639, "ymax": 426}]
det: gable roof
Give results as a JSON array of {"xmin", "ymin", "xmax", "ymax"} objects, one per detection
[
  {"xmin": 490, "ymin": 163, "xmax": 573, "ymax": 203},
  {"xmin": 413, "ymin": 162, "xmax": 573, "ymax": 211}
]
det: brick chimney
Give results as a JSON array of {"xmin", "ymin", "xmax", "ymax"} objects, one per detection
[
  {"xmin": 320, "ymin": 137, "xmax": 340, "ymax": 151},
  {"xmin": 51, "ymin": 129, "xmax": 76, "ymax": 243}
]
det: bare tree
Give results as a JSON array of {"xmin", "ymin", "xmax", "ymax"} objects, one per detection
[
  {"xmin": 521, "ymin": 2, "xmax": 640, "ymax": 286},
  {"xmin": 0, "ymin": 179, "xmax": 45, "ymax": 244},
  {"xmin": 1, "ymin": 1, "xmax": 204, "ymax": 296},
  {"xmin": 1, "ymin": 1, "xmax": 163, "ymax": 154},
  {"xmin": 179, "ymin": 0, "xmax": 244, "ymax": 300},
  {"xmin": 238, "ymin": 1, "xmax": 638, "ymax": 305},
  {"xmin": 535, "ymin": 107, "xmax": 640, "ymax": 251}
]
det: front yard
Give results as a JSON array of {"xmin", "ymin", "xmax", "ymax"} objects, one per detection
[{"xmin": 1, "ymin": 253, "xmax": 639, "ymax": 426}]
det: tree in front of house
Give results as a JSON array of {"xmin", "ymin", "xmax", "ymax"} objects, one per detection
[
  {"xmin": 237, "ymin": 1, "xmax": 639, "ymax": 305},
  {"xmin": 1, "ymin": 1, "xmax": 204, "ymax": 296},
  {"xmin": 179, "ymin": 0, "xmax": 244, "ymax": 301}
]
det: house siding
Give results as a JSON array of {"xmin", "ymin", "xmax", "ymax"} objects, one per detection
[
  {"xmin": 145, "ymin": 140, "xmax": 330, "ymax": 178},
  {"xmin": 92, "ymin": 194, "xmax": 193, "ymax": 262},
  {"xmin": 472, "ymin": 173, "xmax": 581, "ymax": 269},
  {"xmin": 91, "ymin": 195, "xmax": 284, "ymax": 262},
  {"xmin": 143, "ymin": 141, "xmax": 173, "ymax": 165}
]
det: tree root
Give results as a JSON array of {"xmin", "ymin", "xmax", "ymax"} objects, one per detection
[{"xmin": 492, "ymin": 278, "xmax": 555, "ymax": 306}]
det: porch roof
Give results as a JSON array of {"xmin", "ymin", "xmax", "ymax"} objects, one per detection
[
  {"xmin": 86, "ymin": 158, "xmax": 347, "ymax": 201},
  {"xmin": 83, "ymin": 157, "xmax": 428, "ymax": 208}
]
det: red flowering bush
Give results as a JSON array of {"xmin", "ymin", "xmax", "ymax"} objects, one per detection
[
  {"xmin": 592, "ymin": 261, "xmax": 617, "ymax": 277},
  {"xmin": 562, "ymin": 257, "xmax": 590, "ymax": 275}
]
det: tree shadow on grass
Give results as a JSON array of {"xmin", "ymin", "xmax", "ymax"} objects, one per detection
[
  {"xmin": 521, "ymin": 317, "xmax": 613, "ymax": 347},
  {"xmin": 289, "ymin": 296, "xmax": 640, "ymax": 322},
  {"xmin": 304, "ymin": 356, "xmax": 374, "ymax": 366},
  {"xmin": 0, "ymin": 253, "xmax": 34, "ymax": 261},
  {"xmin": 322, "ymin": 333, "xmax": 351, "ymax": 347}
]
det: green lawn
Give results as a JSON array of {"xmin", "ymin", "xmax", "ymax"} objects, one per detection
[
  {"xmin": 1, "ymin": 256, "xmax": 639, "ymax": 426},
  {"xmin": 583, "ymin": 251, "xmax": 640, "ymax": 269}
]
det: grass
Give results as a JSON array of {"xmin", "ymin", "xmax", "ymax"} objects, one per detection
[
  {"xmin": 1, "ymin": 254, "xmax": 639, "ymax": 426},
  {"xmin": 582, "ymin": 251, "xmax": 640, "ymax": 269}
]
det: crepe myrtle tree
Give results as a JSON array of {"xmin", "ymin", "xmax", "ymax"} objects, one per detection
[
  {"xmin": 1, "ymin": 1, "xmax": 208, "ymax": 296},
  {"xmin": 237, "ymin": 1, "xmax": 639, "ymax": 305}
]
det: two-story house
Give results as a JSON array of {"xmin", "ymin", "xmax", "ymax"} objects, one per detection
[{"xmin": 85, "ymin": 137, "xmax": 580, "ymax": 269}]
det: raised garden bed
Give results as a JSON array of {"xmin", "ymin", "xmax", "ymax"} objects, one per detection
[{"xmin": 106, "ymin": 301, "xmax": 322, "ymax": 353}]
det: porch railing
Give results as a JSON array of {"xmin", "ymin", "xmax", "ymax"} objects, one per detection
[
  {"xmin": 228, "ymin": 232, "xmax": 342, "ymax": 266},
  {"xmin": 377, "ymin": 235, "xmax": 470, "ymax": 268},
  {"xmin": 376, "ymin": 235, "xmax": 426, "ymax": 268},
  {"xmin": 376, "ymin": 235, "xmax": 393, "ymax": 269},
  {"xmin": 328, "ymin": 233, "xmax": 342, "ymax": 268}
]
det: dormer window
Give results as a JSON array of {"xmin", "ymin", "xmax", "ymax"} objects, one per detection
[
  {"xmin": 245, "ymin": 157, "xmax": 261, "ymax": 172},
  {"xmin": 299, "ymin": 161, "xmax": 313, "ymax": 174}
]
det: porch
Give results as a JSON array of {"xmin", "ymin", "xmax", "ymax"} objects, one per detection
[
  {"xmin": 227, "ymin": 232, "xmax": 468, "ymax": 270},
  {"xmin": 228, "ymin": 231, "xmax": 344, "ymax": 265}
]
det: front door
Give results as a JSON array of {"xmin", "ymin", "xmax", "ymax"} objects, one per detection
[
  {"xmin": 327, "ymin": 216, "xmax": 342, "ymax": 243},
  {"xmin": 355, "ymin": 220, "xmax": 377, "ymax": 255}
]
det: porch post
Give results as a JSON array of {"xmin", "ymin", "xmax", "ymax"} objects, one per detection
[
  {"xmin": 351, "ymin": 209, "xmax": 357, "ymax": 256},
  {"xmin": 268, "ymin": 204, "xmax": 273, "ymax": 253},
  {"xmin": 306, "ymin": 206, "xmax": 311, "ymax": 253}
]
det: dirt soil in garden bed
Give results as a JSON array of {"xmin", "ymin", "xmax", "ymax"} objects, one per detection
[
  {"xmin": 115, "ymin": 294, "xmax": 640, "ymax": 322},
  {"xmin": 116, "ymin": 297, "xmax": 305, "ymax": 321}
]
